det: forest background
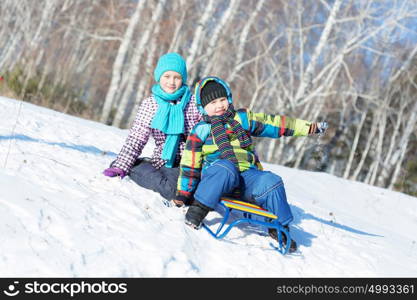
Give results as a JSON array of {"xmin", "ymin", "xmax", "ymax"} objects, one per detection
[{"xmin": 1, "ymin": 0, "xmax": 416, "ymax": 196}]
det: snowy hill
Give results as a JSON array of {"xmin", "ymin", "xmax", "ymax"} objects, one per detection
[{"xmin": 1, "ymin": 96, "xmax": 416, "ymax": 277}]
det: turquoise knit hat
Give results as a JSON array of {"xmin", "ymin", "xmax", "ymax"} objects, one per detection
[
  {"xmin": 154, "ymin": 52, "xmax": 187, "ymax": 83},
  {"xmin": 194, "ymin": 76, "xmax": 232, "ymax": 115}
]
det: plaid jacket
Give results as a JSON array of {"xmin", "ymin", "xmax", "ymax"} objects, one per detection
[
  {"xmin": 176, "ymin": 108, "xmax": 313, "ymax": 200},
  {"xmin": 112, "ymin": 95, "xmax": 201, "ymax": 171}
]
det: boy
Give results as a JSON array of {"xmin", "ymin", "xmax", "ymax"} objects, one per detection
[{"xmin": 175, "ymin": 76, "xmax": 327, "ymax": 252}]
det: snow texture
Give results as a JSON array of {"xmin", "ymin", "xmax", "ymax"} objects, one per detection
[{"xmin": 1, "ymin": 96, "xmax": 416, "ymax": 277}]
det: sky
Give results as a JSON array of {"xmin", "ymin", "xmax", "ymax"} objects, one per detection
[{"xmin": 0, "ymin": 96, "xmax": 416, "ymax": 277}]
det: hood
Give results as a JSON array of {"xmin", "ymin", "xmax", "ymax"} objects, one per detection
[{"xmin": 194, "ymin": 76, "xmax": 233, "ymax": 115}]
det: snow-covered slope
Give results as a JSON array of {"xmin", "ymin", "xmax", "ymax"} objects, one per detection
[{"xmin": 1, "ymin": 96, "xmax": 416, "ymax": 277}]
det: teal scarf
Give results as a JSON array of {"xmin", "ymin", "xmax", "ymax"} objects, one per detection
[{"xmin": 151, "ymin": 84, "xmax": 191, "ymax": 168}]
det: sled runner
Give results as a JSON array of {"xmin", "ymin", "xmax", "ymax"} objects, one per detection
[{"xmin": 202, "ymin": 197, "xmax": 292, "ymax": 255}]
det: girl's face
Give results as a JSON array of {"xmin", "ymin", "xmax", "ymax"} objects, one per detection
[
  {"xmin": 160, "ymin": 71, "xmax": 183, "ymax": 93},
  {"xmin": 204, "ymin": 97, "xmax": 229, "ymax": 117}
]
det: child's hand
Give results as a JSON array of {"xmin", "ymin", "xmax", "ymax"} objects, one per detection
[
  {"xmin": 317, "ymin": 122, "xmax": 328, "ymax": 134},
  {"xmin": 173, "ymin": 195, "xmax": 190, "ymax": 207},
  {"xmin": 172, "ymin": 199, "xmax": 185, "ymax": 207},
  {"xmin": 309, "ymin": 122, "xmax": 328, "ymax": 135}
]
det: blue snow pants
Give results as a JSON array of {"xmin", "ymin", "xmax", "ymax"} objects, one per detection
[{"xmin": 194, "ymin": 159, "xmax": 294, "ymax": 226}]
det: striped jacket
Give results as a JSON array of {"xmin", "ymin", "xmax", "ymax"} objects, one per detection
[
  {"xmin": 176, "ymin": 108, "xmax": 313, "ymax": 199},
  {"xmin": 112, "ymin": 95, "xmax": 201, "ymax": 172}
]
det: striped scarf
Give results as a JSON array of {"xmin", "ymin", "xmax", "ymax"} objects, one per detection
[{"xmin": 204, "ymin": 105, "xmax": 252, "ymax": 168}]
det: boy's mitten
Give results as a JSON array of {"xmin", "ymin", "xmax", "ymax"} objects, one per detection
[
  {"xmin": 309, "ymin": 121, "xmax": 328, "ymax": 135},
  {"xmin": 185, "ymin": 200, "xmax": 212, "ymax": 229},
  {"xmin": 103, "ymin": 167, "xmax": 126, "ymax": 179}
]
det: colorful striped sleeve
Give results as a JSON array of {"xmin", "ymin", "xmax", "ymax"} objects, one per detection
[
  {"xmin": 176, "ymin": 125, "xmax": 204, "ymax": 199},
  {"xmin": 237, "ymin": 108, "xmax": 312, "ymax": 138}
]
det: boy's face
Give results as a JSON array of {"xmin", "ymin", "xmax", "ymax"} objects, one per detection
[
  {"xmin": 204, "ymin": 97, "xmax": 229, "ymax": 116},
  {"xmin": 160, "ymin": 71, "xmax": 183, "ymax": 94}
]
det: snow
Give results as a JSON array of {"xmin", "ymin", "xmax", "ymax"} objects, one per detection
[{"xmin": 1, "ymin": 96, "xmax": 416, "ymax": 277}]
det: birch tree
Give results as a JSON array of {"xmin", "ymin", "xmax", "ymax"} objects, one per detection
[
  {"xmin": 386, "ymin": 79, "xmax": 417, "ymax": 188},
  {"xmin": 186, "ymin": 0, "xmax": 216, "ymax": 81},
  {"xmin": 201, "ymin": 0, "xmax": 240, "ymax": 76},
  {"xmin": 112, "ymin": 0, "xmax": 166, "ymax": 127},
  {"xmin": 293, "ymin": 0, "xmax": 343, "ymax": 104},
  {"xmin": 100, "ymin": 0, "xmax": 146, "ymax": 123},
  {"xmin": 1, "ymin": 0, "xmax": 417, "ymax": 194}
]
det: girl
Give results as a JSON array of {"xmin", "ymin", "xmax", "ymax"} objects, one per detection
[{"xmin": 104, "ymin": 53, "xmax": 201, "ymax": 206}]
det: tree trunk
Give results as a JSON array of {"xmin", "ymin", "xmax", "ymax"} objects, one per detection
[
  {"xmin": 201, "ymin": 0, "xmax": 239, "ymax": 75},
  {"xmin": 294, "ymin": 0, "xmax": 343, "ymax": 103},
  {"xmin": 126, "ymin": 22, "xmax": 166, "ymax": 127},
  {"xmin": 351, "ymin": 112, "xmax": 379, "ymax": 181},
  {"xmin": 343, "ymin": 111, "xmax": 366, "ymax": 179},
  {"xmin": 186, "ymin": 0, "xmax": 215, "ymax": 81},
  {"xmin": 388, "ymin": 99, "xmax": 417, "ymax": 189},
  {"xmin": 227, "ymin": 0, "xmax": 265, "ymax": 83},
  {"xmin": 112, "ymin": 0, "xmax": 165, "ymax": 128},
  {"xmin": 100, "ymin": 0, "xmax": 146, "ymax": 124}
]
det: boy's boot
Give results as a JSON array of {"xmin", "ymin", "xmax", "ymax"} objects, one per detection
[
  {"xmin": 268, "ymin": 225, "xmax": 297, "ymax": 253},
  {"xmin": 185, "ymin": 200, "xmax": 211, "ymax": 229}
]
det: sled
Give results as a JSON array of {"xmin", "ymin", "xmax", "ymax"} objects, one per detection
[{"xmin": 202, "ymin": 197, "xmax": 292, "ymax": 255}]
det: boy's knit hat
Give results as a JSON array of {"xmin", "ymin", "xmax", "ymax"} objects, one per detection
[
  {"xmin": 200, "ymin": 81, "xmax": 228, "ymax": 107},
  {"xmin": 194, "ymin": 77, "xmax": 232, "ymax": 115},
  {"xmin": 154, "ymin": 52, "xmax": 187, "ymax": 83}
]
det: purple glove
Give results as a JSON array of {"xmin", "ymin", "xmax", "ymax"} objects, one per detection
[{"xmin": 103, "ymin": 167, "xmax": 126, "ymax": 179}]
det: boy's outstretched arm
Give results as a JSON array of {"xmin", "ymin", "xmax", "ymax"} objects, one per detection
[
  {"xmin": 237, "ymin": 108, "xmax": 328, "ymax": 138},
  {"xmin": 175, "ymin": 128, "xmax": 204, "ymax": 204}
]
